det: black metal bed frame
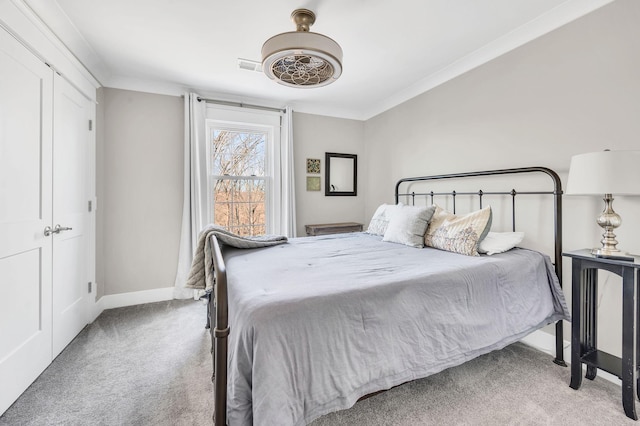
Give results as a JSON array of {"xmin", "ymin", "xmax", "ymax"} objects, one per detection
[
  {"xmin": 208, "ymin": 166, "xmax": 567, "ymax": 426},
  {"xmin": 395, "ymin": 166, "xmax": 566, "ymax": 368}
]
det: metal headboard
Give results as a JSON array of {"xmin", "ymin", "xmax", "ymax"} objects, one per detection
[{"xmin": 395, "ymin": 166, "xmax": 566, "ymax": 366}]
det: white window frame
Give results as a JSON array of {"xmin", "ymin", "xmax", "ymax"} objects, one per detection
[{"xmin": 205, "ymin": 105, "xmax": 282, "ymax": 234}]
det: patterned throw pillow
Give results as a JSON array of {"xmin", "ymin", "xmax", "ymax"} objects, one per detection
[
  {"xmin": 366, "ymin": 203, "xmax": 399, "ymax": 236},
  {"xmin": 424, "ymin": 205, "xmax": 492, "ymax": 256}
]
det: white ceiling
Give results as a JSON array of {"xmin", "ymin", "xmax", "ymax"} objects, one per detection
[{"xmin": 25, "ymin": 0, "xmax": 613, "ymax": 120}]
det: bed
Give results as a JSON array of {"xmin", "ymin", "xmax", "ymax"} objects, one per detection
[{"xmin": 207, "ymin": 167, "xmax": 570, "ymax": 426}]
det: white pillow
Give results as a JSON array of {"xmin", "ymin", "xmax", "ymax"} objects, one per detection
[
  {"xmin": 366, "ymin": 203, "xmax": 400, "ymax": 236},
  {"xmin": 382, "ymin": 204, "xmax": 436, "ymax": 248},
  {"xmin": 478, "ymin": 232, "xmax": 525, "ymax": 255}
]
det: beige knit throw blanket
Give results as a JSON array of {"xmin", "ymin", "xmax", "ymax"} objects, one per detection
[{"xmin": 184, "ymin": 224, "xmax": 288, "ymax": 291}]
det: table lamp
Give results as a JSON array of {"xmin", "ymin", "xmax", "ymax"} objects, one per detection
[{"xmin": 566, "ymin": 150, "xmax": 640, "ymax": 259}]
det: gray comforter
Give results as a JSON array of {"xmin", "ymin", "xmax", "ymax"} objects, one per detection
[{"xmin": 222, "ymin": 233, "xmax": 570, "ymax": 425}]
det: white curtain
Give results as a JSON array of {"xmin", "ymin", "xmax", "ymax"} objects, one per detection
[
  {"xmin": 173, "ymin": 100, "xmax": 296, "ymax": 296},
  {"xmin": 173, "ymin": 93, "xmax": 207, "ymax": 299},
  {"xmin": 279, "ymin": 106, "xmax": 297, "ymax": 237}
]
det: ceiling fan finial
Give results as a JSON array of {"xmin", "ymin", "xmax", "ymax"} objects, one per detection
[{"xmin": 291, "ymin": 9, "xmax": 316, "ymax": 32}]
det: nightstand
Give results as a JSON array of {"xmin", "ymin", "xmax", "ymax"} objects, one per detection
[
  {"xmin": 563, "ymin": 249, "xmax": 640, "ymax": 420},
  {"xmin": 305, "ymin": 222, "xmax": 363, "ymax": 236}
]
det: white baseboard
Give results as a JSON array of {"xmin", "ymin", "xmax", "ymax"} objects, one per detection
[
  {"xmin": 89, "ymin": 295, "xmax": 104, "ymax": 323},
  {"xmin": 89, "ymin": 287, "xmax": 175, "ymax": 322},
  {"xmin": 520, "ymin": 328, "xmax": 571, "ymax": 360},
  {"xmin": 521, "ymin": 329, "xmax": 620, "ymax": 387}
]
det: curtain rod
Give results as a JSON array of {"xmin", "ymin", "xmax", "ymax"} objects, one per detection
[{"xmin": 196, "ymin": 97, "xmax": 286, "ymax": 114}]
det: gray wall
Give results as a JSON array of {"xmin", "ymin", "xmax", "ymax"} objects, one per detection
[
  {"xmin": 97, "ymin": 0, "xmax": 639, "ymax": 357},
  {"xmin": 96, "ymin": 96, "xmax": 366, "ymax": 296},
  {"xmin": 97, "ymin": 88, "xmax": 184, "ymax": 296},
  {"xmin": 364, "ymin": 0, "xmax": 640, "ymax": 356},
  {"xmin": 293, "ymin": 112, "xmax": 365, "ymax": 236}
]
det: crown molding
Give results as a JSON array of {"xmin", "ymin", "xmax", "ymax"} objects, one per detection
[
  {"xmin": 20, "ymin": 0, "xmax": 111, "ymax": 84},
  {"xmin": 15, "ymin": 0, "xmax": 615, "ymax": 120},
  {"xmin": 105, "ymin": 75, "xmax": 366, "ymax": 120}
]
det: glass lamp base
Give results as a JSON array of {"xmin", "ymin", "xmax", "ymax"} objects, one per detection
[
  {"xmin": 592, "ymin": 248, "xmax": 634, "ymax": 261},
  {"xmin": 591, "ymin": 247, "xmax": 621, "ymax": 257}
]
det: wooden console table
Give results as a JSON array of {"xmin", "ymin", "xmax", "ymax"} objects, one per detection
[
  {"xmin": 305, "ymin": 222, "xmax": 363, "ymax": 236},
  {"xmin": 563, "ymin": 249, "xmax": 640, "ymax": 420}
]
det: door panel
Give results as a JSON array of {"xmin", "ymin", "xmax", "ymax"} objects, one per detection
[
  {"xmin": 0, "ymin": 29, "xmax": 53, "ymax": 415},
  {"xmin": 0, "ymin": 250, "xmax": 42, "ymax": 359},
  {"xmin": 52, "ymin": 75, "xmax": 90, "ymax": 357}
]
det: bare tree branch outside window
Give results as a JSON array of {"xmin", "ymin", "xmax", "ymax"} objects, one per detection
[{"xmin": 211, "ymin": 130, "xmax": 266, "ymax": 236}]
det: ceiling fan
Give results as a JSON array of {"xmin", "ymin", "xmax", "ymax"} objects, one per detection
[{"xmin": 260, "ymin": 9, "xmax": 343, "ymax": 88}]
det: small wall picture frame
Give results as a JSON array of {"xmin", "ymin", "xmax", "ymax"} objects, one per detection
[
  {"xmin": 306, "ymin": 176, "xmax": 321, "ymax": 191},
  {"xmin": 306, "ymin": 158, "xmax": 321, "ymax": 174}
]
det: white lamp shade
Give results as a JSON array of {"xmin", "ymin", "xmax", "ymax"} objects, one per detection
[{"xmin": 566, "ymin": 150, "xmax": 640, "ymax": 195}]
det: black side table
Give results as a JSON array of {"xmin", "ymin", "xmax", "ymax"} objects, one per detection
[{"xmin": 563, "ymin": 249, "xmax": 640, "ymax": 420}]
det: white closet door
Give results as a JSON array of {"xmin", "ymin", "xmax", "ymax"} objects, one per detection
[
  {"xmin": 52, "ymin": 74, "xmax": 91, "ymax": 357},
  {"xmin": 0, "ymin": 30, "xmax": 53, "ymax": 414}
]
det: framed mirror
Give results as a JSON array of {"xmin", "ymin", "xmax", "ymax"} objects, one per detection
[{"xmin": 325, "ymin": 152, "xmax": 357, "ymax": 196}]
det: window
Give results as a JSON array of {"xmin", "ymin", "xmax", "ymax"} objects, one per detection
[
  {"xmin": 205, "ymin": 106, "xmax": 283, "ymax": 237},
  {"xmin": 210, "ymin": 129, "xmax": 267, "ymax": 236}
]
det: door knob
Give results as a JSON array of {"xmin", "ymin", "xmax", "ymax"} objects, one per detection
[
  {"xmin": 44, "ymin": 225, "xmax": 73, "ymax": 236},
  {"xmin": 54, "ymin": 224, "xmax": 73, "ymax": 233}
]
